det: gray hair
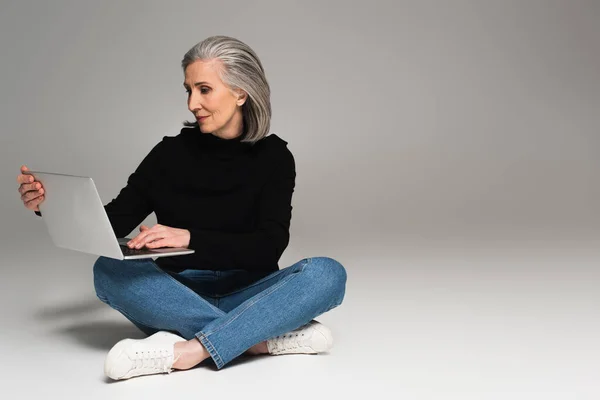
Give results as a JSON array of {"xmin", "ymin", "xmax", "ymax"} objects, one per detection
[{"xmin": 181, "ymin": 35, "xmax": 271, "ymax": 144}]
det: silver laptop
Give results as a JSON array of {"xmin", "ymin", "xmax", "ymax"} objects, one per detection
[{"xmin": 25, "ymin": 170, "xmax": 195, "ymax": 260}]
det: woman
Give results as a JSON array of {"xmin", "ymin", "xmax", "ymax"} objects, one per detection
[{"xmin": 17, "ymin": 35, "xmax": 347, "ymax": 380}]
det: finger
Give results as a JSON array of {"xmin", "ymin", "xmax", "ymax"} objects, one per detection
[
  {"xmin": 25, "ymin": 194, "xmax": 44, "ymax": 207},
  {"xmin": 145, "ymin": 238, "xmax": 160, "ymax": 247},
  {"xmin": 145, "ymin": 234, "xmax": 168, "ymax": 248},
  {"xmin": 131, "ymin": 230, "xmax": 152, "ymax": 246},
  {"xmin": 17, "ymin": 173, "xmax": 35, "ymax": 185},
  {"xmin": 146, "ymin": 238, "xmax": 169, "ymax": 248},
  {"xmin": 127, "ymin": 235, "xmax": 139, "ymax": 247},
  {"xmin": 136, "ymin": 233, "xmax": 163, "ymax": 248},
  {"xmin": 129, "ymin": 225, "xmax": 166, "ymax": 246},
  {"xmin": 22, "ymin": 188, "xmax": 44, "ymax": 203},
  {"xmin": 19, "ymin": 182, "xmax": 42, "ymax": 195},
  {"xmin": 133, "ymin": 225, "xmax": 164, "ymax": 244},
  {"xmin": 30, "ymin": 185, "xmax": 44, "ymax": 198},
  {"xmin": 131, "ymin": 231, "xmax": 153, "ymax": 247},
  {"xmin": 20, "ymin": 165, "xmax": 34, "ymax": 177},
  {"xmin": 145, "ymin": 240, "xmax": 160, "ymax": 248}
]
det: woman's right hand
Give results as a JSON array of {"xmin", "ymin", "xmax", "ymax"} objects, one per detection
[{"xmin": 17, "ymin": 165, "xmax": 45, "ymax": 212}]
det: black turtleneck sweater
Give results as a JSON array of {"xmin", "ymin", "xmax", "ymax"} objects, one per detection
[{"xmin": 35, "ymin": 127, "xmax": 296, "ymax": 275}]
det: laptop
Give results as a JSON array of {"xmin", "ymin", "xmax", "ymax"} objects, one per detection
[{"xmin": 24, "ymin": 170, "xmax": 195, "ymax": 260}]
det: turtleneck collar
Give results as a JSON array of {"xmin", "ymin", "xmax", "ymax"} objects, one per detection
[{"xmin": 192, "ymin": 129, "xmax": 252, "ymax": 158}]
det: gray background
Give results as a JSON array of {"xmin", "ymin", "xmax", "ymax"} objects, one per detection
[{"xmin": 1, "ymin": 0, "xmax": 598, "ymax": 398}]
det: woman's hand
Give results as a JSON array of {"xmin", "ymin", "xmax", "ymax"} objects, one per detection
[
  {"xmin": 18, "ymin": 165, "xmax": 46, "ymax": 212},
  {"xmin": 127, "ymin": 224, "xmax": 190, "ymax": 249}
]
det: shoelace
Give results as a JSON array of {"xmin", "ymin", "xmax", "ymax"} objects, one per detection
[
  {"xmin": 132, "ymin": 348, "xmax": 181, "ymax": 373},
  {"xmin": 271, "ymin": 331, "xmax": 306, "ymax": 352}
]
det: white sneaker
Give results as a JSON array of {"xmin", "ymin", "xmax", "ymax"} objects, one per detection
[
  {"xmin": 266, "ymin": 320, "xmax": 333, "ymax": 355},
  {"xmin": 104, "ymin": 331, "xmax": 186, "ymax": 380}
]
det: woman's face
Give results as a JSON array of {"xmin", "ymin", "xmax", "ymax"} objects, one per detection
[{"xmin": 184, "ymin": 59, "xmax": 247, "ymax": 139}]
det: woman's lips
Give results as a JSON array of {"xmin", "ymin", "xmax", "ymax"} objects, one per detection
[{"xmin": 197, "ymin": 116, "xmax": 208, "ymax": 121}]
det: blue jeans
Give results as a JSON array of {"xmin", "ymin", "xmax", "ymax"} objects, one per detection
[{"xmin": 92, "ymin": 256, "xmax": 347, "ymax": 370}]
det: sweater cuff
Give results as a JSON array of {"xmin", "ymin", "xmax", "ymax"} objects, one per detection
[{"xmin": 34, "ymin": 210, "xmax": 42, "ymax": 217}]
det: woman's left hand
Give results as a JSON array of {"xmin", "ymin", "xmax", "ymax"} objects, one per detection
[{"xmin": 127, "ymin": 224, "xmax": 191, "ymax": 249}]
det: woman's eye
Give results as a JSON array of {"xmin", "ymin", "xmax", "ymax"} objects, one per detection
[{"xmin": 185, "ymin": 88, "xmax": 210, "ymax": 94}]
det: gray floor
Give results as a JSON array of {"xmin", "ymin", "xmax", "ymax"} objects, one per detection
[{"xmin": 1, "ymin": 235, "xmax": 598, "ymax": 399}]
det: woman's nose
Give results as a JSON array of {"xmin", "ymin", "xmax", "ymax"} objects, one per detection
[{"xmin": 188, "ymin": 94, "xmax": 202, "ymax": 111}]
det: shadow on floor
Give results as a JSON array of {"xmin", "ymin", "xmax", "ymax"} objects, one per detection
[
  {"xmin": 37, "ymin": 297, "xmax": 272, "ymax": 377},
  {"xmin": 53, "ymin": 320, "xmax": 147, "ymax": 350},
  {"xmin": 33, "ymin": 296, "xmax": 106, "ymax": 321}
]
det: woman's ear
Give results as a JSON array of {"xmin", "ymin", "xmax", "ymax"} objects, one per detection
[{"xmin": 236, "ymin": 89, "xmax": 247, "ymax": 106}]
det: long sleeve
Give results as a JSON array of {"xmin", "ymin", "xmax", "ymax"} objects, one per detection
[
  {"xmin": 187, "ymin": 146, "xmax": 296, "ymax": 271},
  {"xmin": 103, "ymin": 138, "xmax": 166, "ymax": 238}
]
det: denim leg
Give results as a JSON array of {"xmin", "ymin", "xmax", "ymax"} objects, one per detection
[
  {"xmin": 195, "ymin": 256, "xmax": 347, "ymax": 370},
  {"xmin": 93, "ymin": 256, "xmax": 226, "ymax": 339}
]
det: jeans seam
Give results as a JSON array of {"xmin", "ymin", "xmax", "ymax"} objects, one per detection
[
  {"xmin": 194, "ymin": 273, "xmax": 301, "ymax": 369},
  {"xmin": 199, "ymin": 268, "xmax": 303, "ymax": 339},
  {"xmin": 214, "ymin": 258, "xmax": 311, "ymax": 298},
  {"xmin": 195, "ymin": 332, "xmax": 224, "ymax": 369},
  {"xmin": 148, "ymin": 261, "xmax": 226, "ymax": 317},
  {"xmin": 96, "ymin": 293, "xmax": 108, "ymax": 303},
  {"xmin": 196, "ymin": 261, "xmax": 309, "ymax": 368}
]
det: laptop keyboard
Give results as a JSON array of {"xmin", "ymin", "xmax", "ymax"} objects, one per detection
[{"xmin": 120, "ymin": 244, "xmax": 155, "ymax": 256}]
